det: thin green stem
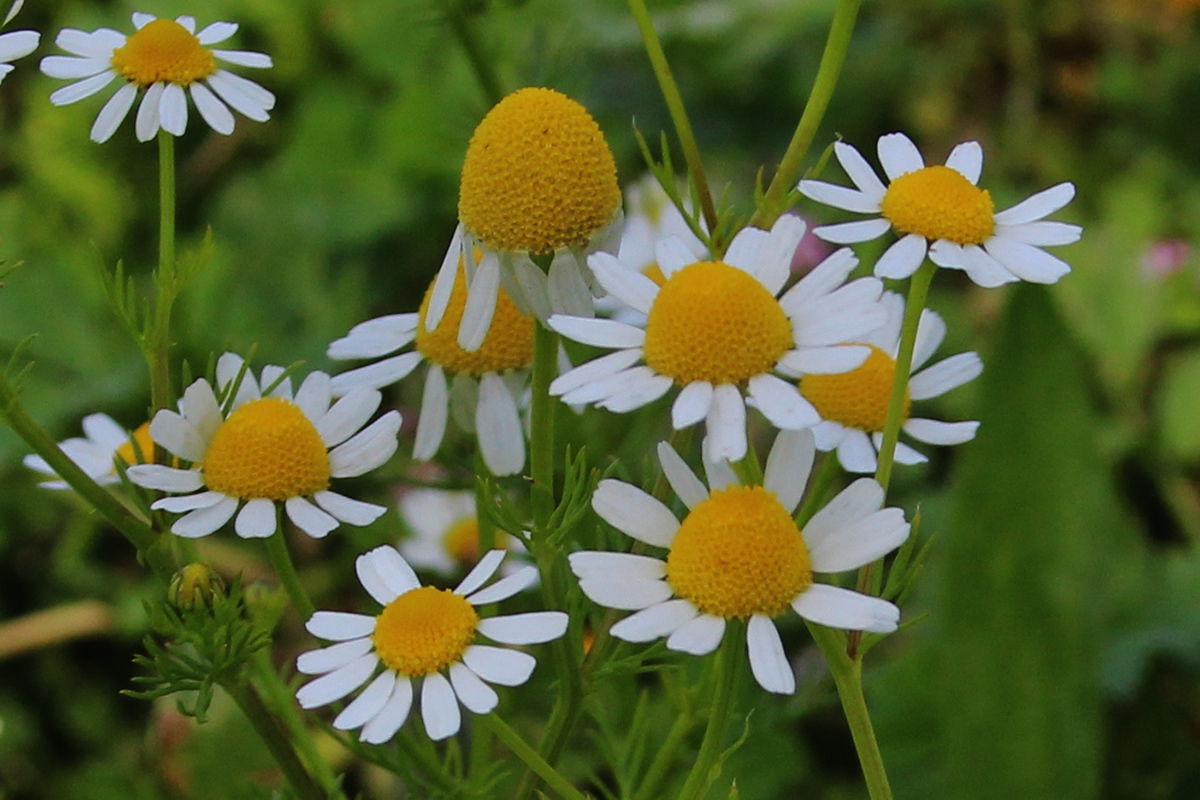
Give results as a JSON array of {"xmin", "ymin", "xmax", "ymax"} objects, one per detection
[
  {"xmin": 149, "ymin": 131, "xmax": 177, "ymax": 424},
  {"xmin": 222, "ymin": 676, "xmax": 329, "ymax": 800},
  {"xmin": 808, "ymin": 623, "xmax": 893, "ymax": 800},
  {"xmin": 795, "ymin": 452, "xmax": 841, "ymax": 528},
  {"xmin": 249, "ymin": 651, "xmax": 340, "ymax": 795},
  {"xmin": 474, "ymin": 449, "xmax": 497, "ymax": 554},
  {"xmin": 675, "ymin": 620, "xmax": 744, "ymax": 800},
  {"xmin": 529, "ymin": 323, "xmax": 558, "ymax": 528},
  {"xmin": 264, "ymin": 525, "xmax": 315, "ymax": 621},
  {"xmin": 633, "ymin": 707, "xmax": 696, "ymax": 800},
  {"xmin": 752, "ymin": 0, "xmax": 862, "ymax": 230},
  {"xmin": 446, "ymin": 1, "xmax": 505, "ymax": 107},
  {"xmin": 484, "ymin": 714, "xmax": 586, "ymax": 800},
  {"xmin": 626, "ymin": 0, "xmax": 719, "ymax": 240}
]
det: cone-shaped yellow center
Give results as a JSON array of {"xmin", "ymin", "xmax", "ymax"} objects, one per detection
[
  {"xmin": 643, "ymin": 261, "xmax": 792, "ymax": 386},
  {"xmin": 458, "ymin": 87, "xmax": 620, "ymax": 255},
  {"xmin": 115, "ymin": 422, "xmax": 155, "ymax": 465},
  {"xmin": 202, "ymin": 398, "xmax": 330, "ymax": 501},
  {"xmin": 442, "ymin": 517, "xmax": 481, "ymax": 566},
  {"xmin": 416, "ymin": 260, "xmax": 534, "ymax": 376},
  {"xmin": 110, "ymin": 18, "xmax": 217, "ymax": 87},
  {"xmin": 666, "ymin": 486, "xmax": 812, "ymax": 618},
  {"xmin": 880, "ymin": 165, "xmax": 995, "ymax": 245},
  {"xmin": 373, "ymin": 586, "xmax": 479, "ymax": 675},
  {"xmin": 799, "ymin": 345, "xmax": 909, "ymax": 432}
]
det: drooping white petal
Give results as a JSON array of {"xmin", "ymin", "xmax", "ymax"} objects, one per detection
[
  {"xmin": 457, "ymin": 255, "xmax": 501, "ymax": 352},
  {"xmin": 296, "ymin": 653, "xmax": 379, "ymax": 709},
  {"xmin": 936, "ymin": 242, "xmax": 1016, "ymax": 288},
  {"xmin": 701, "ymin": 450, "xmax": 739, "ymax": 492},
  {"xmin": 835, "ymin": 430, "xmax": 878, "ymax": 474},
  {"xmin": 151, "ymin": 490, "xmax": 226, "ymax": 513},
  {"xmin": 413, "ymin": 365, "xmax": 449, "ymax": 461},
  {"xmin": 610, "ymin": 599, "xmax": 699, "ymax": 642},
  {"xmin": 171, "ymin": 496, "xmax": 239, "ymax": 538},
  {"xmin": 314, "ymin": 491, "xmax": 386, "ymax": 527},
  {"xmin": 903, "ymin": 418, "xmax": 979, "ymax": 445},
  {"xmin": 306, "ymin": 611, "xmax": 376, "ymax": 641},
  {"xmin": 592, "ymin": 479, "xmax": 680, "ymax": 548},
  {"xmin": 670, "ymin": 380, "xmax": 713, "ymax": 430},
  {"xmin": 802, "ymin": 478, "xmax": 884, "ymax": 554},
  {"xmin": 206, "ymin": 69, "xmax": 274, "ymax": 120},
  {"xmin": 983, "ymin": 237, "xmax": 1071, "ymax": 284},
  {"xmin": 190, "ymin": 82, "xmax": 234, "ymax": 135},
  {"xmin": 510, "ymin": 252, "xmax": 551, "ymax": 321},
  {"xmin": 549, "ymin": 348, "xmax": 643, "ymax": 397},
  {"xmin": 747, "ymin": 374, "xmax": 820, "ymax": 431},
  {"xmin": 656, "ymin": 441, "xmax": 709, "ymax": 510},
  {"xmin": 328, "ymin": 411, "xmax": 401, "ymax": 478},
  {"xmin": 666, "ymin": 614, "xmax": 726, "ymax": 655},
  {"xmin": 335, "ymin": 671, "xmax": 397, "ymax": 731},
  {"xmin": 792, "ymin": 584, "xmax": 899, "ymax": 633},
  {"xmin": 285, "ymin": 496, "xmax": 339, "ymax": 538},
  {"xmin": 476, "ymin": 372, "xmax": 525, "ymax": 476},
  {"xmin": 597, "ymin": 368, "xmax": 673, "ymax": 413},
  {"xmin": 763, "ymin": 428, "xmax": 815, "ymax": 514},
  {"xmin": 360, "ymin": 678, "xmax": 414, "ymax": 744},
  {"xmin": 134, "ymin": 81, "xmax": 165, "ymax": 142},
  {"xmin": 477, "ymin": 611, "xmax": 568, "ymax": 645},
  {"xmin": 89, "ymin": 83, "xmax": 137, "ymax": 142},
  {"xmin": 461, "ymin": 645, "xmax": 536, "ymax": 686},
  {"xmin": 944, "ymin": 140, "xmax": 983, "ymax": 184},
  {"xmin": 449, "ymin": 662, "xmax": 498, "ymax": 714},
  {"xmin": 426, "ymin": 228, "xmax": 464, "ymax": 331},
  {"xmin": 876, "ymin": 132, "xmax": 925, "ymax": 180},
  {"xmin": 296, "ymin": 638, "xmax": 374, "ymax": 676},
  {"xmin": 234, "ymin": 497, "xmax": 278, "ymax": 539},
  {"xmin": 48, "ymin": 70, "xmax": 116, "ymax": 106},
  {"xmin": 889, "ymin": 439, "xmax": 928, "ymax": 465},
  {"xmin": 421, "ymin": 673, "xmax": 462, "ymax": 741},
  {"xmin": 874, "ymin": 234, "xmax": 928, "ymax": 280},
  {"xmin": 747, "ymin": 615, "xmax": 795, "ymax": 694},
  {"xmin": 910, "ymin": 352, "xmax": 982, "ymax": 400},
  {"xmin": 704, "ymin": 384, "xmax": 747, "ymax": 462},
  {"xmin": 158, "ymin": 83, "xmax": 188, "ymax": 136},
  {"xmin": 547, "ymin": 252, "xmax": 595, "ymax": 317}
]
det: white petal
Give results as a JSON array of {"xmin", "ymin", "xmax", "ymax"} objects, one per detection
[
  {"xmin": 40, "ymin": 55, "xmax": 108, "ymax": 79},
  {"xmin": 592, "ymin": 479, "xmax": 680, "ymax": 547},
  {"xmin": 747, "ymin": 615, "xmax": 795, "ymax": 694},
  {"xmin": 656, "ymin": 441, "xmax": 709, "ymax": 510},
  {"xmin": 802, "ymin": 478, "xmax": 883, "ymax": 553},
  {"xmin": 457, "ymin": 255, "xmax": 501, "ymax": 352},
  {"xmin": 476, "ymin": 372, "xmax": 525, "ymax": 476},
  {"xmin": 889, "ymin": 439, "xmax": 928, "ymax": 465},
  {"xmin": 548, "ymin": 315, "xmax": 645, "ymax": 349},
  {"xmin": 597, "ymin": 368, "xmax": 673, "ymax": 413},
  {"xmin": 610, "ymin": 599, "xmax": 698, "ymax": 642},
  {"xmin": 549, "ymin": 348, "xmax": 643, "ymax": 397},
  {"xmin": 294, "ymin": 372, "xmax": 334, "ymax": 421},
  {"xmin": 148, "ymin": 410, "xmax": 207, "ymax": 462},
  {"xmin": 363, "ymin": 545, "xmax": 422, "ymax": 600},
  {"xmin": 55, "ymin": 28, "xmax": 124, "ymax": 59},
  {"xmin": 151, "ymin": 490, "xmax": 226, "ymax": 513},
  {"xmin": 296, "ymin": 653, "xmax": 379, "ymax": 709},
  {"xmin": 331, "ymin": 355, "xmax": 425, "ymax": 397},
  {"xmin": 169, "ymin": 496, "xmax": 239, "ymax": 538},
  {"xmin": 704, "ymin": 385, "xmax": 747, "ymax": 462},
  {"xmin": 809, "ymin": 508, "xmax": 909, "ymax": 573},
  {"xmin": 833, "ymin": 141, "xmax": 887, "ymax": 199},
  {"xmin": 910, "ymin": 352, "xmax": 982, "ymax": 400},
  {"xmin": 174, "ymin": 15, "xmax": 196, "ymax": 34},
  {"xmin": 777, "ymin": 345, "xmax": 869, "ymax": 377},
  {"xmin": 328, "ymin": 411, "xmax": 402, "ymax": 478},
  {"xmin": 993, "ymin": 182, "xmax": 1075, "ymax": 225},
  {"xmin": 876, "ymin": 132, "xmax": 925, "ymax": 180},
  {"xmin": 449, "ymin": 662, "xmax": 498, "ymax": 714},
  {"xmin": 466, "ymin": 566, "xmax": 538, "ymax": 605},
  {"xmin": 296, "ymin": 638, "xmax": 374, "ymax": 676},
  {"xmin": 983, "ymin": 237, "xmax": 1071, "ymax": 284},
  {"xmin": 944, "ymin": 141, "xmax": 983, "ymax": 184},
  {"xmin": 426, "ymin": 228, "xmax": 464, "ymax": 331},
  {"xmin": 317, "ymin": 387, "xmax": 381, "ymax": 447},
  {"xmin": 510, "ymin": 253, "xmax": 551, "ymax": 321},
  {"xmin": 235, "ymin": 497, "xmax": 278, "ymax": 539},
  {"xmin": 314, "ymin": 491, "xmax": 386, "ymax": 527},
  {"xmin": 656, "ymin": 236, "xmax": 700, "ymax": 278},
  {"xmin": 206, "ymin": 69, "xmax": 273, "ymax": 121},
  {"xmin": 196, "ymin": 21, "xmax": 238, "ymax": 45},
  {"xmin": 306, "ymin": 611, "xmax": 376, "ymax": 641},
  {"xmin": 360, "ymin": 678, "xmax": 414, "ymax": 744},
  {"xmin": 131, "ymin": 12, "xmax": 155, "ymax": 29},
  {"xmin": 835, "ymin": 431, "xmax": 878, "ymax": 474},
  {"xmin": 454, "ymin": 549, "xmax": 506, "ymax": 597},
  {"xmin": 158, "ymin": 83, "xmax": 187, "ymax": 136},
  {"xmin": 792, "ymin": 584, "xmax": 899, "ymax": 633},
  {"xmin": 903, "ymin": 418, "xmax": 979, "ymax": 445},
  {"xmin": 2, "ymin": 0, "xmax": 23, "ymax": 27},
  {"xmin": 669, "ymin": 380, "xmax": 713, "ymax": 430},
  {"xmin": 763, "ymin": 428, "xmax": 815, "ymax": 514},
  {"xmin": 796, "ymin": 180, "xmax": 880, "ymax": 213},
  {"xmin": 48, "ymin": 70, "xmax": 116, "ymax": 106},
  {"xmin": 89, "ymin": 82, "xmax": 136, "ymax": 142},
  {"xmin": 994, "ymin": 220, "xmax": 1082, "ymax": 247},
  {"xmin": 723, "ymin": 226, "xmax": 769, "ymax": 273},
  {"xmin": 461, "ymin": 645, "xmax": 535, "ymax": 686},
  {"xmin": 702, "ymin": 451, "xmax": 739, "ymax": 491},
  {"xmin": 477, "ymin": 611, "xmax": 568, "ymax": 645},
  {"xmin": 125, "ymin": 464, "xmax": 204, "ymax": 492},
  {"xmin": 190, "ymin": 82, "xmax": 234, "ymax": 135},
  {"xmin": 578, "ymin": 575, "xmax": 673, "ymax": 611},
  {"xmin": 285, "ymin": 496, "xmax": 339, "ymax": 539},
  {"xmin": 755, "ymin": 214, "xmax": 808, "ymax": 295},
  {"xmin": 779, "ymin": 248, "xmax": 859, "ymax": 312},
  {"xmin": 335, "ymin": 671, "xmax": 397, "ymax": 731},
  {"xmin": 811, "ymin": 218, "xmax": 892, "ymax": 245},
  {"xmin": 212, "ymin": 49, "xmax": 273, "ymax": 69},
  {"xmin": 134, "ymin": 81, "xmax": 164, "ymax": 142},
  {"xmin": 413, "ymin": 365, "xmax": 449, "ymax": 460},
  {"xmin": 547, "ymin": 253, "xmax": 594, "ymax": 317},
  {"xmin": 666, "ymin": 614, "xmax": 726, "ymax": 655},
  {"xmin": 747, "ymin": 374, "xmax": 820, "ymax": 431},
  {"xmin": 328, "ymin": 314, "xmax": 419, "ymax": 360},
  {"xmin": 589, "ymin": 251, "xmax": 659, "ymax": 314},
  {"xmin": 569, "ymin": 551, "xmax": 667, "ymax": 581},
  {"xmin": 910, "ymin": 308, "xmax": 947, "ymax": 371},
  {"xmin": 874, "ymin": 234, "xmax": 928, "ymax": 280}
]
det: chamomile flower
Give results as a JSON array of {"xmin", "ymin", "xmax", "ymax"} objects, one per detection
[
  {"xmin": 801, "ymin": 292, "xmax": 982, "ymax": 473},
  {"xmin": 24, "ymin": 413, "xmax": 153, "ymax": 489},
  {"xmin": 398, "ymin": 488, "xmax": 527, "ymax": 577},
  {"xmin": 549, "ymin": 216, "xmax": 888, "ymax": 463},
  {"xmin": 126, "ymin": 354, "xmax": 400, "ymax": 539},
  {"xmin": 328, "ymin": 257, "xmax": 533, "ymax": 477},
  {"xmin": 0, "ymin": 1, "xmax": 39, "ymax": 86},
  {"xmin": 296, "ymin": 546, "xmax": 567, "ymax": 743},
  {"xmin": 798, "ymin": 133, "xmax": 1081, "ymax": 287},
  {"xmin": 570, "ymin": 430, "xmax": 908, "ymax": 694},
  {"xmin": 41, "ymin": 12, "xmax": 274, "ymax": 143},
  {"xmin": 427, "ymin": 87, "xmax": 622, "ymax": 352}
]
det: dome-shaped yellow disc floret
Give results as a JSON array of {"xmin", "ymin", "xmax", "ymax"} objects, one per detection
[
  {"xmin": 416, "ymin": 261, "xmax": 534, "ymax": 376},
  {"xmin": 879, "ymin": 165, "xmax": 995, "ymax": 245},
  {"xmin": 111, "ymin": 18, "xmax": 217, "ymax": 87},
  {"xmin": 203, "ymin": 398, "xmax": 331, "ymax": 501},
  {"xmin": 373, "ymin": 586, "xmax": 479, "ymax": 676},
  {"xmin": 643, "ymin": 261, "xmax": 793, "ymax": 386},
  {"xmin": 458, "ymin": 87, "xmax": 620, "ymax": 255},
  {"xmin": 115, "ymin": 421, "xmax": 156, "ymax": 465},
  {"xmin": 799, "ymin": 345, "xmax": 909, "ymax": 433},
  {"xmin": 666, "ymin": 486, "xmax": 812, "ymax": 619}
]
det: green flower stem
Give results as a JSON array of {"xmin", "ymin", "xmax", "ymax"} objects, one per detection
[
  {"xmin": 808, "ymin": 623, "xmax": 893, "ymax": 800},
  {"xmin": 149, "ymin": 131, "xmax": 177, "ymax": 424},
  {"xmin": 264, "ymin": 525, "xmax": 315, "ymax": 621},
  {"xmin": 627, "ymin": 0, "xmax": 719, "ymax": 240},
  {"xmin": 447, "ymin": 0, "xmax": 505, "ymax": 107},
  {"xmin": 0, "ymin": 374, "xmax": 175, "ymax": 579},
  {"xmin": 483, "ymin": 714, "xmax": 586, "ymax": 800},
  {"xmin": 795, "ymin": 451, "xmax": 841, "ymax": 528},
  {"xmin": 751, "ymin": 0, "xmax": 862, "ymax": 230},
  {"xmin": 675, "ymin": 619, "xmax": 744, "ymax": 800},
  {"xmin": 222, "ymin": 676, "xmax": 330, "ymax": 800},
  {"xmin": 633, "ymin": 706, "xmax": 696, "ymax": 800},
  {"xmin": 474, "ymin": 449, "xmax": 497, "ymax": 553},
  {"xmin": 529, "ymin": 323, "xmax": 559, "ymax": 528},
  {"xmin": 249, "ymin": 651, "xmax": 341, "ymax": 795}
]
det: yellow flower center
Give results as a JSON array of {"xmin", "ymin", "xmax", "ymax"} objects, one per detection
[
  {"xmin": 416, "ymin": 259, "xmax": 534, "ymax": 376},
  {"xmin": 642, "ymin": 263, "xmax": 666, "ymax": 285},
  {"xmin": 799, "ymin": 345, "xmax": 910, "ymax": 433},
  {"xmin": 115, "ymin": 422, "xmax": 155, "ymax": 465},
  {"xmin": 667, "ymin": 486, "xmax": 812, "ymax": 618},
  {"xmin": 643, "ymin": 261, "xmax": 792, "ymax": 386},
  {"xmin": 110, "ymin": 18, "xmax": 217, "ymax": 87},
  {"xmin": 880, "ymin": 165, "xmax": 995, "ymax": 245},
  {"xmin": 372, "ymin": 586, "xmax": 479, "ymax": 675},
  {"xmin": 202, "ymin": 398, "xmax": 330, "ymax": 501},
  {"xmin": 442, "ymin": 517, "xmax": 481, "ymax": 566},
  {"xmin": 458, "ymin": 87, "xmax": 620, "ymax": 255}
]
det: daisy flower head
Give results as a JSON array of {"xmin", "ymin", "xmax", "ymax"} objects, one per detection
[
  {"xmin": 802, "ymin": 291, "xmax": 983, "ymax": 473},
  {"xmin": 0, "ymin": 1, "xmax": 40, "ymax": 86},
  {"xmin": 328, "ymin": 253, "xmax": 534, "ymax": 477},
  {"xmin": 570, "ymin": 430, "xmax": 908, "ymax": 694},
  {"xmin": 296, "ymin": 545, "xmax": 567, "ymax": 743},
  {"xmin": 126, "ymin": 354, "xmax": 401, "ymax": 539},
  {"xmin": 24, "ymin": 413, "xmax": 154, "ymax": 489},
  {"xmin": 426, "ymin": 87, "xmax": 622, "ymax": 352},
  {"xmin": 398, "ymin": 488, "xmax": 527, "ymax": 577},
  {"xmin": 548, "ymin": 215, "xmax": 889, "ymax": 463},
  {"xmin": 798, "ymin": 132, "xmax": 1082, "ymax": 287},
  {"xmin": 41, "ymin": 11, "xmax": 274, "ymax": 143}
]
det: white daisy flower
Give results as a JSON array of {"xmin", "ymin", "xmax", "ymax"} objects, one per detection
[
  {"xmin": 40, "ymin": 12, "xmax": 274, "ymax": 143},
  {"xmin": 570, "ymin": 430, "xmax": 908, "ymax": 695},
  {"xmin": 0, "ymin": 1, "xmax": 39, "ymax": 86},
  {"xmin": 328, "ymin": 256, "xmax": 533, "ymax": 477},
  {"xmin": 801, "ymin": 291, "xmax": 982, "ymax": 473},
  {"xmin": 398, "ymin": 488, "xmax": 528, "ymax": 577},
  {"xmin": 23, "ymin": 413, "xmax": 152, "ymax": 490},
  {"xmin": 548, "ymin": 215, "xmax": 889, "ymax": 463},
  {"xmin": 798, "ymin": 132, "xmax": 1082, "ymax": 288},
  {"xmin": 427, "ymin": 87, "xmax": 622, "ymax": 353},
  {"xmin": 296, "ymin": 545, "xmax": 567, "ymax": 743},
  {"xmin": 126, "ymin": 354, "xmax": 401, "ymax": 539}
]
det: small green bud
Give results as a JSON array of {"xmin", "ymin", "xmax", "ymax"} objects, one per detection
[{"xmin": 168, "ymin": 563, "xmax": 225, "ymax": 611}]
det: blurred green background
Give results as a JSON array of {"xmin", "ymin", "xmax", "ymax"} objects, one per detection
[{"xmin": 2, "ymin": 0, "xmax": 1200, "ymax": 797}]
